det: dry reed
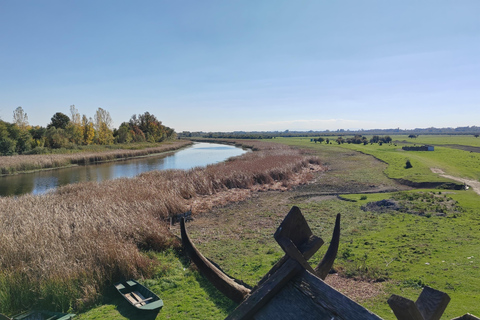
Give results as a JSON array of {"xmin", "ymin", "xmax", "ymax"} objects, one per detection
[{"xmin": 0, "ymin": 140, "xmax": 320, "ymax": 313}]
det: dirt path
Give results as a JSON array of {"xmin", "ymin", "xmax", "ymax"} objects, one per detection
[{"xmin": 430, "ymin": 168, "xmax": 480, "ymax": 195}]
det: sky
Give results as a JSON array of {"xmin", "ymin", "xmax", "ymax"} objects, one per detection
[{"xmin": 1, "ymin": 1, "xmax": 479, "ymax": 132}]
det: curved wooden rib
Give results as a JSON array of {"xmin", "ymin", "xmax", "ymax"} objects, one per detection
[
  {"xmin": 314, "ymin": 213, "xmax": 341, "ymax": 280},
  {"xmin": 180, "ymin": 218, "xmax": 251, "ymax": 303}
]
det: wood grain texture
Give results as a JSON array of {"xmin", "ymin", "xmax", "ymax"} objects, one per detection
[
  {"xmin": 253, "ymin": 270, "xmax": 383, "ymax": 320},
  {"xmin": 415, "ymin": 286, "xmax": 450, "ymax": 320}
]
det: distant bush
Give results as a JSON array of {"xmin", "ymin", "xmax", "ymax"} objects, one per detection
[{"xmin": 405, "ymin": 159, "xmax": 413, "ymax": 169}]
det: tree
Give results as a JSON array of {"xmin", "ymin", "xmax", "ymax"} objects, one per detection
[
  {"xmin": 115, "ymin": 122, "xmax": 133, "ymax": 143},
  {"xmin": 370, "ymin": 135, "xmax": 379, "ymax": 144},
  {"xmin": 82, "ymin": 115, "xmax": 95, "ymax": 145},
  {"xmin": 16, "ymin": 130, "xmax": 34, "ymax": 154},
  {"xmin": 94, "ymin": 108, "xmax": 113, "ymax": 145},
  {"xmin": 29, "ymin": 126, "xmax": 46, "ymax": 147},
  {"xmin": 45, "ymin": 127, "xmax": 69, "ymax": 149},
  {"xmin": 13, "ymin": 106, "xmax": 28, "ymax": 130},
  {"xmin": 48, "ymin": 112, "xmax": 70, "ymax": 129},
  {"xmin": 0, "ymin": 138, "xmax": 16, "ymax": 155},
  {"xmin": 69, "ymin": 105, "xmax": 81, "ymax": 125},
  {"xmin": 66, "ymin": 122, "xmax": 83, "ymax": 144},
  {"xmin": 137, "ymin": 112, "xmax": 163, "ymax": 142}
]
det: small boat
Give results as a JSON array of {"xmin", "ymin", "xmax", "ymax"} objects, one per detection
[
  {"xmin": 114, "ymin": 280, "xmax": 163, "ymax": 313},
  {"xmin": 9, "ymin": 310, "xmax": 75, "ymax": 320}
]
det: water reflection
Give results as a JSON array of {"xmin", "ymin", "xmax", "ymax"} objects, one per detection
[{"xmin": 0, "ymin": 143, "xmax": 246, "ymax": 197}]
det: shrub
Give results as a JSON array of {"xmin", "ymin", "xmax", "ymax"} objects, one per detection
[{"xmin": 405, "ymin": 159, "xmax": 413, "ymax": 169}]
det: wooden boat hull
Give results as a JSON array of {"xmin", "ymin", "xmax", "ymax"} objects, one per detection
[
  {"xmin": 114, "ymin": 280, "xmax": 163, "ymax": 312},
  {"xmin": 12, "ymin": 310, "xmax": 75, "ymax": 320}
]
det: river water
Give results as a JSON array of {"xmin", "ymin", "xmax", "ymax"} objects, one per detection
[{"xmin": 0, "ymin": 143, "xmax": 247, "ymax": 197}]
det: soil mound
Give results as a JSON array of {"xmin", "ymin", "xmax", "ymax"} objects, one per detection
[{"xmin": 361, "ymin": 199, "xmax": 401, "ymax": 213}]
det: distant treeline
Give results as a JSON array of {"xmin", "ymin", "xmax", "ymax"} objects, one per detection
[
  {"xmin": 179, "ymin": 126, "xmax": 480, "ymax": 139},
  {"xmin": 1, "ymin": 106, "xmax": 176, "ymax": 156}
]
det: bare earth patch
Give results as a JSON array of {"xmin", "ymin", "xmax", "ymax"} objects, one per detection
[
  {"xmin": 324, "ymin": 274, "xmax": 386, "ymax": 303},
  {"xmin": 430, "ymin": 167, "xmax": 480, "ymax": 195}
]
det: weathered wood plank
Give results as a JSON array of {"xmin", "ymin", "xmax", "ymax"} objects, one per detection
[
  {"xmin": 255, "ymin": 234, "xmax": 323, "ymax": 289},
  {"xmin": 124, "ymin": 293, "xmax": 139, "ymax": 305},
  {"xmin": 225, "ymin": 259, "xmax": 304, "ymax": 320},
  {"xmin": 276, "ymin": 236, "xmax": 316, "ymax": 274},
  {"xmin": 315, "ymin": 213, "xmax": 341, "ymax": 280},
  {"xmin": 254, "ymin": 270, "xmax": 383, "ymax": 320},
  {"xmin": 388, "ymin": 294, "xmax": 424, "ymax": 320},
  {"xmin": 451, "ymin": 314, "xmax": 480, "ymax": 320},
  {"xmin": 416, "ymin": 286, "xmax": 450, "ymax": 320}
]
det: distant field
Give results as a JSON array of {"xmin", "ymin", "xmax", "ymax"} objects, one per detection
[
  {"xmin": 391, "ymin": 134, "xmax": 480, "ymax": 147},
  {"xmin": 276, "ymin": 136, "xmax": 480, "ymax": 184}
]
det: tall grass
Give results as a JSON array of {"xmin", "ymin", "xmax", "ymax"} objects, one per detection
[
  {"xmin": 0, "ymin": 140, "xmax": 319, "ymax": 315},
  {"xmin": 0, "ymin": 140, "xmax": 192, "ymax": 175}
]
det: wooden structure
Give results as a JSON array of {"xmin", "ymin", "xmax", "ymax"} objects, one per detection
[
  {"xmin": 181, "ymin": 206, "xmax": 478, "ymax": 320},
  {"xmin": 402, "ymin": 145, "xmax": 434, "ymax": 151},
  {"xmin": 0, "ymin": 310, "xmax": 75, "ymax": 320},
  {"xmin": 114, "ymin": 279, "xmax": 163, "ymax": 313}
]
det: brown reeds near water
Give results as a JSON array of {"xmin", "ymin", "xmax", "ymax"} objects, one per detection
[
  {"xmin": 0, "ymin": 140, "xmax": 192, "ymax": 175},
  {"xmin": 0, "ymin": 140, "xmax": 320, "ymax": 313}
]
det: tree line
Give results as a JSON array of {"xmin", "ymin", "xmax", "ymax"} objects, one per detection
[
  {"xmin": 312, "ymin": 135, "xmax": 393, "ymax": 145},
  {"xmin": 0, "ymin": 106, "xmax": 176, "ymax": 156}
]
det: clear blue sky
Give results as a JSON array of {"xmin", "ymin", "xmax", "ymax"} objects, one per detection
[{"xmin": 1, "ymin": 1, "xmax": 479, "ymax": 132}]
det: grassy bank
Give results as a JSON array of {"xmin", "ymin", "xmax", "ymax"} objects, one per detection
[
  {"xmin": 0, "ymin": 140, "xmax": 192, "ymax": 175},
  {"xmin": 0, "ymin": 140, "xmax": 319, "ymax": 316}
]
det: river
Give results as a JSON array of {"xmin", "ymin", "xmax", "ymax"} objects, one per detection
[{"xmin": 0, "ymin": 143, "xmax": 247, "ymax": 197}]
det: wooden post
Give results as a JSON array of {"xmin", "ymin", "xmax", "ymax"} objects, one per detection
[
  {"xmin": 388, "ymin": 286, "xmax": 450, "ymax": 320},
  {"xmin": 416, "ymin": 286, "xmax": 450, "ymax": 320},
  {"xmin": 388, "ymin": 295, "xmax": 424, "ymax": 320}
]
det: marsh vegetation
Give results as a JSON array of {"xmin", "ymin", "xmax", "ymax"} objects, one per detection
[{"xmin": 0, "ymin": 140, "xmax": 319, "ymax": 315}]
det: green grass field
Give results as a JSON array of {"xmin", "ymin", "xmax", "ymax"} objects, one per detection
[
  {"xmin": 392, "ymin": 134, "xmax": 480, "ymax": 147},
  {"xmin": 276, "ymin": 136, "xmax": 480, "ymax": 183}
]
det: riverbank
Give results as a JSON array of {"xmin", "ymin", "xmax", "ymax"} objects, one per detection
[
  {"xmin": 0, "ymin": 140, "xmax": 192, "ymax": 176},
  {"xmin": 0, "ymin": 140, "xmax": 321, "ymax": 315}
]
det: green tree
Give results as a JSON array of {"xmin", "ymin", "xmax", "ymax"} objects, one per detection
[
  {"xmin": 115, "ymin": 122, "xmax": 133, "ymax": 143},
  {"xmin": 29, "ymin": 126, "xmax": 47, "ymax": 147},
  {"xmin": 48, "ymin": 112, "xmax": 70, "ymax": 129},
  {"xmin": 0, "ymin": 138, "xmax": 16, "ymax": 155},
  {"xmin": 45, "ymin": 127, "xmax": 70, "ymax": 149}
]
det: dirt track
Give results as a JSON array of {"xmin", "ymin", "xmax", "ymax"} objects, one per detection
[{"xmin": 430, "ymin": 168, "xmax": 480, "ymax": 195}]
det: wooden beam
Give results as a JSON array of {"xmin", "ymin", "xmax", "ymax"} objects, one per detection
[
  {"xmin": 254, "ymin": 270, "xmax": 384, "ymax": 320},
  {"xmin": 416, "ymin": 286, "xmax": 450, "ymax": 320},
  {"xmin": 388, "ymin": 294, "xmax": 424, "ymax": 320},
  {"xmin": 225, "ymin": 259, "xmax": 304, "ymax": 320}
]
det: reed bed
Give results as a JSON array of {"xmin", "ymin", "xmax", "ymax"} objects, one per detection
[
  {"xmin": 0, "ymin": 140, "xmax": 191, "ymax": 175},
  {"xmin": 0, "ymin": 140, "xmax": 320, "ymax": 314}
]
